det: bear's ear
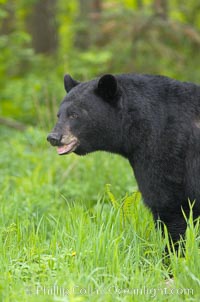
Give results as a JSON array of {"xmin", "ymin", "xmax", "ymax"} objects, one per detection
[
  {"xmin": 64, "ymin": 74, "xmax": 80, "ymax": 93},
  {"xmin": 97, "ymin": 74, "xmax": 118, "ymax": 101}
]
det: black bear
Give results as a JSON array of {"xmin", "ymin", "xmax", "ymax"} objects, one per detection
[{"xmin": 47, "ymin": 73, "xmax": 200, "ymax": 244}]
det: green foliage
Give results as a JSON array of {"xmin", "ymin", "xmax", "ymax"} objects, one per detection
[
  {"xmin": 121, "ymin": 191, "xmax": 142, "ymax": 222},
  {"xmin": 106, "ymin": 184, "xmax": 119, "ymax": 209},
  {"xmin": 0, "ymin": 28, "xmax": 33, "ymax": 81},
  {"xmin": 0, "ymin": 1, "xmax": 33, "ymax": 83},
  {"xmin": 106, "ymin": 184, "xmax": 142, "ymax": 226},
  {"xmin": 68, "ymin": 49, "xmax": 112, "ymax": 80}
]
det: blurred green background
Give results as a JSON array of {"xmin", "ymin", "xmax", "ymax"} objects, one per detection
[{"xmin": 1, "ymin": 0, "xmax": 200, "ymax": 128}]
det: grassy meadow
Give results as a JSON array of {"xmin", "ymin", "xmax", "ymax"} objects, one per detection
[{"xmin": 0, "ymin": 125, "xmax": 199, "ymax": 302}]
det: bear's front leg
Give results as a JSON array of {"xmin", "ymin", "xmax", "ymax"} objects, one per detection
[{"xmin": 153, "ymin": 208, "xmax": 188, "ymax": 246}]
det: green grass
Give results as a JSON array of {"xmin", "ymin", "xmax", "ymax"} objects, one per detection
[{"xmin": 0, "ymin": 126, "xmax": 199, "ymax": 302}]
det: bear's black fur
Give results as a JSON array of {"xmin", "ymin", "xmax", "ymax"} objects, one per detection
[{"xmin": 47, "ymin": 73, "xmax": 200, "ymax": 243}]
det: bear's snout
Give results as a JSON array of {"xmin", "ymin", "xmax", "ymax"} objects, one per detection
[{"xmin": 47, "ymin": 133, "xmax": 62, "ymax": 146}]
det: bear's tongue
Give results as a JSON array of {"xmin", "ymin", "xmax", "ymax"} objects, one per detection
[{"xmin": 57, "ymin": 143, "xmax": 73, "ymax": 155}]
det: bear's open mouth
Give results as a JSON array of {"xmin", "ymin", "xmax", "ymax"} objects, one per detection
[{"xmin": 57, "ymin": 140, "xmax": 78, "ymax": 155}]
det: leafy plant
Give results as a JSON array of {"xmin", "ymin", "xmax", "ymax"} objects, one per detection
[{"xmin": 106, "ymin": 184, "xmax": 142, "ymax": 226}]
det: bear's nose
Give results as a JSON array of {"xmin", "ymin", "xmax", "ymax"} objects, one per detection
[{"xmin": 47, "ymin": 133, "xmax": 62, "ymax": 146}]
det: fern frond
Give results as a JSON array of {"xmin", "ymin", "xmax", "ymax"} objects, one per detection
[{"xmin": 105, "ymin": 184, "xmax": 120, "ymax": 209}]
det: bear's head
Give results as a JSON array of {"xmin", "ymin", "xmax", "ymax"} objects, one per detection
[{"xmin": 47, "ymin": 74, "xmax": 123, "ymax": 156}]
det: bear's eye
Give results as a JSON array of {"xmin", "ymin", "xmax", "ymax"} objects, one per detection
[{"xmin": 69, "ymin": 112, "xmax": 79, "ymax": 119}]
